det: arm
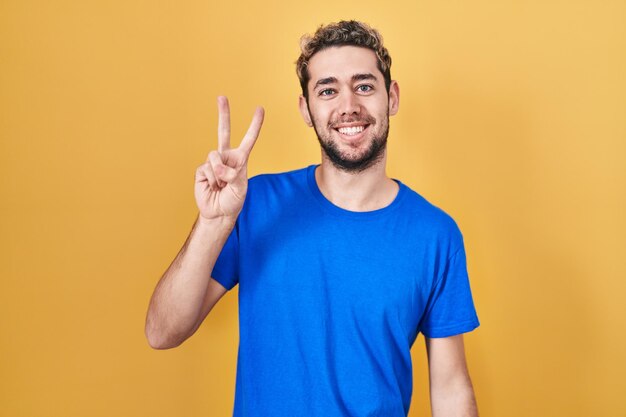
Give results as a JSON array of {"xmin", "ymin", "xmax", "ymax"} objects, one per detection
[
  {"xmin": 144, "ymin": 216, "xmax": 232, "ymax": 349},
  {"xmin": 425, "ymin": 334, "xmax": 478, "ymax": 417},
  {"xmin": 145, "ymin": 96, "xmax": 264, "ymax": 349}
]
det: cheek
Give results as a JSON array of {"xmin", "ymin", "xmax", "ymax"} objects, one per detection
[{"xmin": 310, "ymin": 108, "xmax": 332, "ymax": 126}]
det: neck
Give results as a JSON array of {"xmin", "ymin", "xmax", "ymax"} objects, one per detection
[{"xmin": 315, "ymin": 151, "xmax": 399, "ymax": 212}]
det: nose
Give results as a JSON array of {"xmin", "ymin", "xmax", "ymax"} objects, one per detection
[{"xmin": 338, "ymin": 91, "xmax": 360, "ymax": 117}]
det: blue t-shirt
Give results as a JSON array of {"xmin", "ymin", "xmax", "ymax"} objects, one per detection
[{"xmin": 212, "ymin": 165, "xmax": 479, "ymax": 417}]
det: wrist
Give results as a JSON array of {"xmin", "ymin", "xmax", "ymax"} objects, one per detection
[{"xmin": 196, "ymin": 213, "xmax": 237, "ymax": 232}]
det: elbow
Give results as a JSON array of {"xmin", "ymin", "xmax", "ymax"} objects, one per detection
[
  {"xmin": 145, "ymin": 328, "xmax": 184, "ymax": 350},
  {"xmin": 144, "ymin": 304, "xmax": 200, "ymax": 349},
  {"xmin": 145, "ymin": 318, "xmax": 184, "ymax": 350},
  {"xmin": 146, "ymin": 331, "xmax": 172, "ymax": 350}
]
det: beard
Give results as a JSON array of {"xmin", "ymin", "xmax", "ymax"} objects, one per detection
[{"xmin": 310, "ymin": 111, "xmax": 390, "ymax": 174}]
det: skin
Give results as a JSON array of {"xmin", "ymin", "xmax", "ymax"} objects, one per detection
[
  {"xmin": 144, "ymin": 97, "xmax": 263, "ymax": 349},
  {"xmin": 299, "ymin": 45, "xmax": 400, "ymax": 212},
  {"xmin": 146, "ymin": 43, "xmax": 478, "ymax": 417},
  {"xmin": 300, "ymin": 46, "xmax": 479, "ymax": 416}
]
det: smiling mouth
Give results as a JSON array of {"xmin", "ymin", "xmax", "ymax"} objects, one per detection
[{"xmin": 334, "ymin": 124, "xmax": 370, "ymax": 137}]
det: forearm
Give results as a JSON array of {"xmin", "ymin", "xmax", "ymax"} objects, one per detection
[
  {"xmin": 145, "ymin": 215, "xmax": 234, "ymax": 349},
  {"xmin": 430, "ymin": 376, "xmax": 478, "ymax": 417}
]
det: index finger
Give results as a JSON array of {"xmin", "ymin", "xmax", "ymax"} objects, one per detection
[
  {"xmin": 238, "ymin": 106, "xmax": 265, "ymax": 156},
  {"xmin": 217, "ymin": 96, "xmax": 231, "ymax": 153}
]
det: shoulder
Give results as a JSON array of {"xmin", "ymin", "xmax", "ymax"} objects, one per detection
[
  {"xmin": 237, "ymin": 166, "xmax": 313, "ymax": 225},
  {"xmin": 242, "ymin": 165, "xmax": 312, "ymax": 209},
  {"xmin": 248, "ymin": 165, "xmax": 310, "ymax": 190},
  {"xmin": 398, "ymin": 182, "xmax": 465, "ymax": 248}
]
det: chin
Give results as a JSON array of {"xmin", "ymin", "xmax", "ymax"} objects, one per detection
[
  {"xmin": 322, "ymin": 140, "xmax": 387, "ymax": 173},
  {"xmin": 313, "ymin": 119, "xmax": 389, "ymax": 173}
]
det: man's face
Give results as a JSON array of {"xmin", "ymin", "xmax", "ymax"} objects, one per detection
[{"xmin": 299, "ymin": 45, "xmax": 399, "ymax": 173}]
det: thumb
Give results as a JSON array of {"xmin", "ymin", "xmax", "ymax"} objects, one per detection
[
  {"xmin": 208, "ymin": 151, "xmax": 238, "ymax": 186},
  {"xmin": 215, "ymin": 162, "xmax": 239, "ymax": 184}
]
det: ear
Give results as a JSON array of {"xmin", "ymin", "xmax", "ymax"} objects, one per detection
[
  {"xmin": 299, "ymin": 95, "xmax": 313, "ymax": 127},
  {"xmin": 388, "ymin": 80, "xmax": 400, "ymax": 116}
]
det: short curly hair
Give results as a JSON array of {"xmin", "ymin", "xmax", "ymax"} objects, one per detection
[{"xmin": 296, "ymin": 20, "xmax": 392, "ymax": 99}]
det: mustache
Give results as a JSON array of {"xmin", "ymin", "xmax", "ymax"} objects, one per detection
[{"xmin": 328, "ymin": 115, "xmax": 376, "ymax": 128}]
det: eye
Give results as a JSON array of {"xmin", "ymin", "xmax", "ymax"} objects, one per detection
[
  {"xmin": 356, "ymin": 84, "xmax": 374, "ymax": 93},
  {"xmin": 318, "ymin": 88, "xmax": 335, "ymax": 97}
]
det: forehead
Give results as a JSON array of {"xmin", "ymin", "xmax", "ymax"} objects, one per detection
[{"xmin": 307, "ymin": 45, "xmax": 381, "ymax": 82}]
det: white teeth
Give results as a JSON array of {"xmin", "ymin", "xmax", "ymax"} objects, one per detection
[{"xmin": 338, "ymin": 126, "xmax": 365, "ymax": 135}]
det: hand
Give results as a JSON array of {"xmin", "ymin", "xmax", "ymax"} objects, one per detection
[{"xmin": 194, "ymin": 96, "xmax": 264, "ymax": 224}]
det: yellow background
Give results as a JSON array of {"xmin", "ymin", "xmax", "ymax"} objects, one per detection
[{"xmin": 1, "ymin": 0, "xmax": 625, "ymax": 416}]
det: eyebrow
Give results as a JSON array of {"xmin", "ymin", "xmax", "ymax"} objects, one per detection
[
  {"xmin": 312, "ymin": 73, "xmax": 378, "ymax": 91},
  {"xmin": 313, "ymin": 77, "xmax": 338, "ymax": 90},
  {"xmin": 352, "ymin": 73, "xmax": 378, "ymax": 82}
]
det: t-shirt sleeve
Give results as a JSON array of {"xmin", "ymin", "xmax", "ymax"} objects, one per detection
[
  {"xmin": 210, "ymin": 221, "xmax": 240, "ymax": 291},
  {"xmin": 419, "ymin": 242, "xmax": 480, "ymax": 338}
]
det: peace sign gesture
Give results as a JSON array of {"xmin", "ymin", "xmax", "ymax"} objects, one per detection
[{"xmin": 195, "ymin": 96, "xmax": 264, "ymax": 224}]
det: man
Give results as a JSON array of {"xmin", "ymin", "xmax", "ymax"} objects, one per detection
[{"xmin": 146, "ymin": 20, "xmax": 480, "ymax": 417}]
